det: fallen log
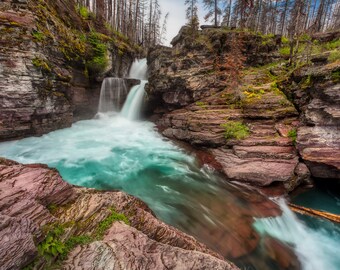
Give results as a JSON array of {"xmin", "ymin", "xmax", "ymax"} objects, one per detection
[{"xmin": 289, "ymin": 203, "xmax": 340, "ymax": 223}]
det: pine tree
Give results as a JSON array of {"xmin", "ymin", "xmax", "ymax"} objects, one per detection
[
  {"xmin": 203, "ymin": 0, "xmax": 221, "ymax": 27},
  {"xmin": 185, "ymin": 0, "xmax": 199, "ymax": 33}
]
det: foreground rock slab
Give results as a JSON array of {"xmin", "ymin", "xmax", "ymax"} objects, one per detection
[
  {"xmin": 0, "ymin": 158, "xmax": 238, "ymax": 270},
  {"xmin": 63, "ymin": 222, "xmax": 235, "ymax": 270}
]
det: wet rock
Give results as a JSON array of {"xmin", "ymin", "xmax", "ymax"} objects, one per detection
[
  {"xmin": 212, "ymin": 148, "xmax": 299, "ymax": 186},
  {"xmin": 0, "ymin": 158, "xmax": 238, "ymax": 269}
]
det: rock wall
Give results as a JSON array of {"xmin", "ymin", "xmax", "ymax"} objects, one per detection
[
  {"xmin": 0, "ymin": 0, "xmax": 135, "ymax": 141},
  {"xmin": 146, "ymin": 29, "xmax": 312, "ymax": 191},
  {"xmin": 281, "ymin": 60, "xmax": 340, "ymax": 179}
]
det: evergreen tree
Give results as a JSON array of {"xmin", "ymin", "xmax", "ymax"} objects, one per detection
[
  {"xmin": 185, "ymin": 0, "xmax": 199, "ymax": 33},
  {"xmin": 203, "ymin": 0, "xmax": 221, "ymax": 27}
]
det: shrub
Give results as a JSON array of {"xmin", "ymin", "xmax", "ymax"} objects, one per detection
[
  {"xmin": 279, "ymin": 46, "xmax": 290, "ymax": 56},
  {"xmin": 95, "ymin": 208, "xmax": 130, "ymax": 238},
  {"xmin": 38, "ymin": 225, "xmax": 66, "ymax": 258},
  {"xmin": 86, "ymin": 32, "xmax": 109, "ymax": 74},
  {"xmin": 288, "ymin": 128, "xmax": 297, "ymax": 144},
  {"xmin": 221, "ymin": 121, "xmax": 250, "ymax": 140},
  {"xmin": 328, "ymin": 50, "xmax": 340, "ymax": 63},
  {"xmin": 281, "ymin": 36, "xmax": 289, "ymax": 44},
  {"xmin": 324, "ymin": 39, "xmax": 340, "ymax": 50},
  {"xmin": 32, "ymin": 57, "xmax": 51, "ymax": 73}
]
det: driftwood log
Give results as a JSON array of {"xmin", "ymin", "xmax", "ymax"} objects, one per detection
[{"xmin": 289, "ymin": 203, "xmax": 340, "ymax": 223}]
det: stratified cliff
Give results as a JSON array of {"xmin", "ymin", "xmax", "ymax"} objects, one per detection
[
  {"xmin": 146, "ymin": 27, "xmax": 340, "ymax": 190},
  {"xmin": 280, "ymin": 58, "xmax": 340, "ymax": 179},
  {"xmin": 0, "ymin": 0, "xmax": 138, "ymax": 141}
]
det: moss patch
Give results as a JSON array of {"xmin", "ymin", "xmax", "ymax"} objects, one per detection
[
  {"xmin": 25, "ymin": 208, "xmax": 129, "ymax": 269},
  {"xmin": 221, "ymin": 121, "xmax": 250, "ymax": 140}
]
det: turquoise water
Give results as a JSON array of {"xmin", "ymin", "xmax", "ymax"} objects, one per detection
[
  {"xmin": 1, "ymin": 114, "xmax": 340, "ymax": 269},
  {"xmin": 292, "ymin": 181, "xmax": 340, "ymax": 215}
]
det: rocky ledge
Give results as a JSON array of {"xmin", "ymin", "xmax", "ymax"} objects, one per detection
[
  {"xmin": 146, "ymin": 29, "xmax": 313, "ymax": 191},
  {"xmin": 281, "ymin": 60, "xmax": 340, "ymax": 179},
  {"xmin": 0, "ymin": 158, "xmax": 238, "ymax": 270}
]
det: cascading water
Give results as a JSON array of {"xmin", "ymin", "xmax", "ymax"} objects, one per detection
[
  {"xmin": 98, "ymin": 78, "xmax": 127, "ymax": 113},
  {"xmin": 121, "ymin": 81, "xmax": 147, "ymax": 120},
  {"xmin": 0, "ymin": 59, "xmax": 339, "ymax": 270},
  {"xmin": 254, "ymin": 198, "xmax": 340, "ymax": 270},
  {"xmin": 128, "ymin": 58, "xmax": 148, "ymax": 80},
  {"xmin": 121, "ymin": 58, "xmax": 148, "ymax": 120}
]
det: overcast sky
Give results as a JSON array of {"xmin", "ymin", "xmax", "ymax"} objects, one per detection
[{"xmin": 159, "ymin": 0, "xmax": 205, "ymax": 46}]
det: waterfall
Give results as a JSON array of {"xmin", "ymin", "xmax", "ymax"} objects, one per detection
[
  {"xmin": 120, "ymin": 58, "xmax": 148, "ymax": 120},
  {"xmin": 121, "ymin": 81, "xmax": 147, "ymax": 120},
  {"xmin": 254, "ymin": 198, "xmax": 340, "ymax": 270},
  {"xmin": 128, "ymin": 58, "xmax": 147, "ymax": 80},
  {"xmin": 98, "ymin": 78, "xmax": 127, "ymax": 113}
]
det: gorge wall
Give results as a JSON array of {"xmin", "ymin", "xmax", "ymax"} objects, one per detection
[
  {"xmin": 146, "ymin": 27, "xmax": 340, "ymax": 191},
  {"xmin": 0, "ymin": 0, "xmax": 138, "ymax": 141}
]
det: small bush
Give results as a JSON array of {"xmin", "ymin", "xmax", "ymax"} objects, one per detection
[
  {"xmin": 221, "ymin": 121, "xmax": 250, "ymax": 140},
  {"xmin": 32, "ymin": 57, "xmax": 51, "ymax": 73},
  {"xmin": 279, "ymin": 46, "xmax": 290, "ymax": 56},
  {"xmin": 281, "ymin": 36, "xmax": 289, "ymax": 44},
  {"xmin": 77, "ymin": 5, "xmax": 90, "ymax": 20},
  {"xmin": 324, "ymin": 39, "xmax": 340, "ymax": 50},
  {"xmin": 86, "ymin": 32, "xmax": 109, "ymax": 74},
  {"xmin": 38, "ymin": 225, "xmax": 66, "ymax": 258},
  {"xmin": 288, "ymin": 128, "xmax": 297, "ymax": 144},
  {"xmin": 328, "ymin": 50, "xmax": 340, "ymax": 63},
  {"xmin": 95, "ymin": 208, "xmax": 130, "ymax": 238},
  {"xmin": 331, "ymin": 70, "xmax": 340, "ymax": 82}
]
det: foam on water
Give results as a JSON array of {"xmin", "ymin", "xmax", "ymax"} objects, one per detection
[{"xmin": 254, "ymin": 198, "xmax": 340, "ymax": 270}]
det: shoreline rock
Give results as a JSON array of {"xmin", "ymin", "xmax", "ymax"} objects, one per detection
[{"xmin": 0, "ymin": 158, "xmax": 238, "ymax": 270}]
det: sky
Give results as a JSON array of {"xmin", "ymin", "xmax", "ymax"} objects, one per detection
[{"xmin": 159, "ymin": 0, "xmax": 205, "ymax": 46}]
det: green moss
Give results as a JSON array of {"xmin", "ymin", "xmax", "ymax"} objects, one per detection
[
  {"xmin": 279, "ymin": 46, "xmax": 290, "ymax": 57},
  {"xmin": 196, "ymin": 101, "xmax": 208, "ymax": 109},
  {"xmin": 243, "ymin": 86, "xmax": 266, "ymax": 101},
  {"xmin": 63, "ymin": 235, "xmax": 92, "ymax": 258},
  {"xmin": 32, "ymin": 57, "xmax": 52, "ymax": 73},
  {"xmin": 324, "ymin": 39, "xmax": 340, "ymax": 50},
  {"xmin": 95, "ymin": 208, "xmax": 130, "ymax": 238},
  {"xmin": 32, "ymin": 30, "xmax": 45, "ymax": 42},
  {"xmin": 331, "ymin": 70, "xmax": 340, "ymax": 82},
  {"xmin": 288, "ymin": 128, "xmax": 297, "ymax": 144},
  {"xmin": 221, "ymin": 121, "xmax": 250, "ymax": 140},
  {"xmin": 29, "ymin": 208, "xmax": 129, "ymax": 268},
  {"xmin": 281, "ymin": 36, "xmax": 289, "ymax": 44},
  {"xmin": 47, "ymin": 203, "xmax": 58, "ymax": 214},
  {"xmin": 299, "ymin": 75, "xmax": 313, "ymax": 89},
  {"xmin": 328, "ymin": 51, "xmax": 340, "ymax": 63},
  {"xmin": 77, "ymin": 5, "xmax": 90, "ymax": 20}
]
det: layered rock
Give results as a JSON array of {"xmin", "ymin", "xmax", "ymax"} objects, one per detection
[
  {"xmin": 0, "ymin": 158, "xmax": 238, "ymax": 270},
  {"xmin": 147, "ymin": 30, "xmax": 310, "ymax": 190},
  {"xmin": 64, "ymin": 222, "xmax": 234, "ymax": 270},
  {"xmin": 0, "ymin": 0, "xmax": 136, "ymax": 141},
  {"xmin": 281, "ymin": 60, "xmax": 340, "ymax": 179}
]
